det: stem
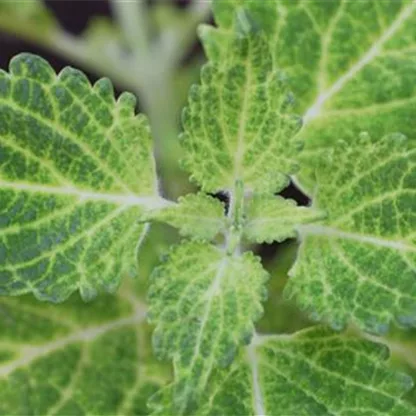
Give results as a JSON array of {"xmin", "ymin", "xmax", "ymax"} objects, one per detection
[
  {"xmin": 139, "ymin": 73, "xmax": 188, "ymax": 198},
  {"xmin": 0, "ymin": 17, "xmax": 140, "ymax": 93},
  {"xmin": 225, "ymin": 180, "xmax": 245, "ymax": 255},
  {"xmin": 160, "ymin": 0, "xmax": 212, "ymax": 70},
  {"xmin": 230, "ymin": 179, "xmax": 245, "ymax": 228},
  {"xmin": 111, "ymin": 0, "xmax": 210, "ymax": 198},
  {"xmin": 111, "ymin": 0, "xmax": 196, "ymax": 198},
  {"xmin": 246, "ymin": 339, "xmax": 266, "ymax": 416},
  {"xmin": 110, "ymin": 0, "xmax": 150, "ymax": 63}
]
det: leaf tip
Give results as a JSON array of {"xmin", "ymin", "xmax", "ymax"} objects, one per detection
[{"xmin": 10, "ymin": 52, "xmax": 55, "ymax": 83}]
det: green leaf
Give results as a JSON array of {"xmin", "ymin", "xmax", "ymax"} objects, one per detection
[
  {"xmin": 0, "ymin": 281, "xmax": 171, "ymax": 415},
  {"xmin": 199, "ymin": 0, "xmax": 274, "ymax": 63},
  {"xmin": 0, "ymin": 0, "xmax": 49, "ymax": 20},
  {"xmin": 206, "ymin": 0, "xmax": 416, "ymax": 190},
  {"xmin": 144, "ymin": 193, "xmax": 226, "ymax": 241},
  {"xmin": 0, "ymin": 53, "xmax": 163, "ymax": 302},
  {"xmin": 286, "ymin": 134, "xmax": 416, "ymax": 334},
  {"xmin": 243, "ymin": 194, "xmax": 325, "ymax": 244},
  {"xmin": 195, "ymin": 326, "xmax": 415, "ymax": 415},
  {"xmin": 148, "ymin": 241, "xmax": 268, "ymax": 414},
  {"xmin": 0, "ymin": 0, "xmax": 57, "ymax": 41},
  {"xmin": 181, "ymin": 34, "xmax": 302, "ymax": 194}
]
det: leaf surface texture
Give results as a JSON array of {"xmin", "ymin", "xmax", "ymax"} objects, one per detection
[
  {"xmin": 243, "ymin": 194, "xmax": 325, "ymax": 244},
  {"xmin": 0, "ymin": 54, "xmax": 159, "ymax": 301},
  {"xmin": 198, "ymin": 327, "xmax": 415, "ymax": 415},
  {"xmin": 148, "ymin": 241, "xmax": 268, "ymax": 414},
  {"xmin": 205, "ymin": 0, "xmax": 416, "ymax": 190},
  {"xmin": 181, "ymin": 34, "xmax": 302, "ymax": 194},
  {"xmin": 144, "ymin": 193, "xmax": 226, "ymax": 241},
  {"xmin": 0, "ymin": 282, "xmax": 169, "ymax": 415},
  {"xmin": 287, "ymin": 134, "xmax": 416, "ymax": 333}
]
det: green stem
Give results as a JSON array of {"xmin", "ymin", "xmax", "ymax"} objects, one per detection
[
  {"xmin": 226, "ymin": 180, "xmax": 245, "ymax": 255},
  {"xmin": 110, "ymin": 0, "xmax": 178, "ymax": 187},
  {"xmin": 230, "ymin": 179, "xmax": 245, "ymax": 229},
  {"xmin": 111, "ymin": 0, "xmax": 197, "ymax": 199},
  {"xmin": 160, "ymin": 0, "xmax": 212, "ymax": 71},
  {"xmin": 0, "ymin": 16, "xmax": 140, "ymax": 93},
  {"xmin": 139, "ymin": 72, "xmax": 188, "ymax": 198},
  {"xmin": 110, "ymin": 0, "xmax": 150, "ymax": 63}
]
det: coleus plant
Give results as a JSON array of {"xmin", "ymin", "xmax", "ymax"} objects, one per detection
[{"xmin": 0, "ymin": 0, "xmax": 416, "ymax": 414}]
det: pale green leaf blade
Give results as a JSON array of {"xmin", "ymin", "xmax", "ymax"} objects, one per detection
[
  {"xmin": 0, "ymin": 53, "xmax": 161, "ymax": 302},
  {"xmin": 209, "ymin": 0, "xmax": 416, "ymax": 119},
  {"xmin": 206, "ymin": 0, "xmax": 416, "ymax": 190},
  {"xmin": 144, "ymin": 193, "xmax": 226, "ymax": 241},
  {"xmin": 0, "ymin": 282, "xmax": 171, "ymax": 416},
  {"xmin": 287, "ymin": 134, "xmax": 416, "ymax": 333},
  {"xmin": 197, "ymin": 327, "xmax": 415, "ymax": 415},
  {"xmin": 148, "ymin": 241, "xmax": 268, "ymax": 414},
  {"xmin": 298, "ymin": 0, "xmax": 416, "ymax": 188},
  {"xmin": 199, "ymin": 0, "xmax": 276, "ymax": 63},
  {"xmin": 202, "ymin": 0, "xmax": 331, "ymax": 110},
  {"xmin": 181, "ymin": 34, "xmax": 302, "ymax": 194},
  {"xmin": 243, "ymin": 194, "xmax": 325, "ymax": 244}
]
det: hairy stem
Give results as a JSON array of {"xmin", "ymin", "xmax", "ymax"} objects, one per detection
[
  {"xmin": 0, "ymin": 16, "xmax": 140, "ymax": 92},
  {"xmin": 110, "ymin": 0, "xmax": 150, "ymax": 63},
  {"xmin": 225, "ymin": 181, "xmax": 246, "ymax": 255}
]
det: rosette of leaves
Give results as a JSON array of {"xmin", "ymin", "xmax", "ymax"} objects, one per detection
[{"xmin": 1, "ymin": 0, "xmax": 416, "ymax": 414}]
